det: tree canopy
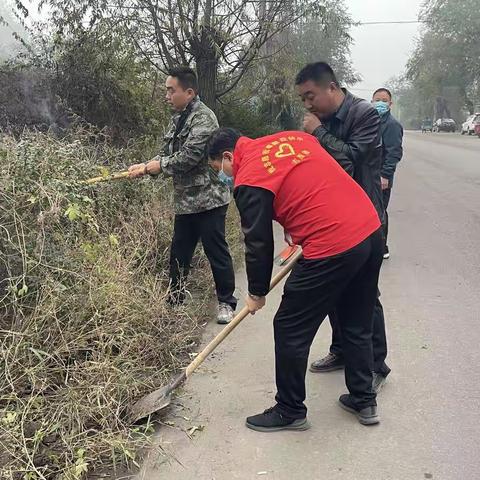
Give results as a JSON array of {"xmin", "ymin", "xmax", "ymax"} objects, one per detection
[{"xmin": 396, "ymin": 0, "xmax": 480, "ymax": 126}]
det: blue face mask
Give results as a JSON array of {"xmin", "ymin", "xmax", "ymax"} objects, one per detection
[
  {"xmin": 218, "ymin": 160, "xmax": 233, "ymax": 189},
  {"xmin": 374, "ymin": 101, "xmax": 390, "ymax": 116}
]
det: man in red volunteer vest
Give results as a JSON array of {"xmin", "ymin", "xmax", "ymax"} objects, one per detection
[{"xmin": 207, "ymin": 127, "xmax": 384, "ymax": 430}]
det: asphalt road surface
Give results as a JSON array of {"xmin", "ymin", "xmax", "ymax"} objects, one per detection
[{"xmin": 138, "ymin": 132, "xmax": 480, "ymax": 480}]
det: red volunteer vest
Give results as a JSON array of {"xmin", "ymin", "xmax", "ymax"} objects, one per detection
[{"xmin": 234, "ymin": 131, "xmax": 380, "ymax": 258}]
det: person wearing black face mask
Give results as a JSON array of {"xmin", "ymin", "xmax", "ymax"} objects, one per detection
[{"xmin": 296, "ymin": 62, "xmax": 391, "ymax": 392}]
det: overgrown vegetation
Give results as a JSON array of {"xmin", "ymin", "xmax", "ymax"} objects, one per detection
[
  {"xmin": 0, "ymin": 129, "xmax": 241, "ymax": 478},
  {"xmin": 0, "ymin": 0, "xmax": 359, "ymax": 477}
]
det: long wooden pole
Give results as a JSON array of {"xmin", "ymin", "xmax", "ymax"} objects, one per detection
[
  {"xmin": 81, "ymin": 171, "xmax": 130, "ymax": 185},
  {"xmin": 185, "ymin": 246, "xmax": 303, "ymax": 378}
]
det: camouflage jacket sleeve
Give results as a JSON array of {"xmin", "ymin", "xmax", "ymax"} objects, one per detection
[
  {"xmin": 161, "ymin": 121, "xmax": 175, "ymax": 156},
  {"xmin": 160, "ymin": 112, "xmax": 217, "ymax": 177}
]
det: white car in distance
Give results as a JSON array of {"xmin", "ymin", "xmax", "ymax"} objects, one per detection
[{"xmin": 461, "ymin": 114, "xmax": 480, "ymax": 135}]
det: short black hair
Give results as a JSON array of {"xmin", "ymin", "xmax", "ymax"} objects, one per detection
[
  {"xmin": 206, "ymin": 128, "xmax": 242, "ymax": 160},
  {"xmin": 373, "ymin": 88, "xmax": 392, "ymax": 100},
  {"xmin": 295, "ymin": 62, "xmax": 340, "ymax": 88},
  {"xmin": 168, "ymin": 66, "xmax": 198, "ymax": 93}
]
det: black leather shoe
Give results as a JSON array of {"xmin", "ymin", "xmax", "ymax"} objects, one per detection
[
  {"xmin": 338, "ymin": 394, "xmax": 380, "ymax": 425},
  {"xmin": 310, "ymin": 352, "xmax": 345, "ymax": 373},
  {"xmin": 246, "ymin": 407, "xmax": 310, "ymax": 432}
]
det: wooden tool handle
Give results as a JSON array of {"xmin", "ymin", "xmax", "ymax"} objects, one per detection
[
  {"xmin": 185, "ymin": 247, "xmax": 302, "ymax": 378},
  {"xmin": 82, "ymin": 171, "xmax": 130, "ymax": 185}
]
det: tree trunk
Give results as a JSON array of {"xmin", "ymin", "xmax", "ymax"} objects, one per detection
[
  {"xmin": 196, "ymin": 56, "xmax": 218, "ymax": 112},
  {"xmin": 193, "ymin": 0, "xmax": 218, "ymax": 112}
]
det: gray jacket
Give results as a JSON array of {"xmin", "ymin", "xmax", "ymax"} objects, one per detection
[{"xmin": 160, "ymin": 97, "xmax": 230, "ymax": 215}]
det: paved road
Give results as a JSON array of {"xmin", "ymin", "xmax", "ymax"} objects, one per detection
[{"xmin": 138, "ymin": 132, "xmax": 480, "ymax": 480}]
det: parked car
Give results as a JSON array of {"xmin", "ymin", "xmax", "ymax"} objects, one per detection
[
  {"xmin": 433, "ymin": 118, "xmax": 456, "ymax": 133},
  {"xmin": 421, "ymin": 118, "xmax": 433, "ymax": 132},
  {"xmin": 461, "ymin": 114, "xmax": 480, "ymax": 135},
  {"xmin": 472, "ymin": 114, "xmax": 480, "ymax": 137}
]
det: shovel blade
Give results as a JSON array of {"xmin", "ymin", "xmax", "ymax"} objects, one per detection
[
  {"xmin": 128, "ymin": 371, "xmax": 186, "ymax": 423},
  {"xmin": 128, "ymin": 384, "xmax": 173, "ymax": 424}
]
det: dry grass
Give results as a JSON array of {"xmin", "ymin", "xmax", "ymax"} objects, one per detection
[{"xmin": 0, "ymin": 128, "xmax": 242, "ymax": 479}]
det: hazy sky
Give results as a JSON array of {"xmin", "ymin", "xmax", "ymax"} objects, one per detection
[
  {"xmin": 345, "ymin": 0, "xmax": 424, "ymax": 99},
  {"xmin": 3, "ymin": 0, "xmax": 425, "ymax": 100}
]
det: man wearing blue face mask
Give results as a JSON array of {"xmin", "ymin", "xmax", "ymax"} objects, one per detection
[{"xmin": 372, "ymin": 88, "xmax": 404, "ymax": 259}]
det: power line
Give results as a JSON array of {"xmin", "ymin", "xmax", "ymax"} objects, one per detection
[{"xmin": 356, "ymin": 20, "xmax": 423, "ymax": 26}]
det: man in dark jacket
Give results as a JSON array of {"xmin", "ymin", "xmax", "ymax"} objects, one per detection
[
  {"xmin": 372, "ymin": 88, "xmax": 404, "ymax": 259},
  {"xmin": 296, "ymin": 62, "xmax": 390, "ymax": 391},
  {"xmin": 207, "ymin": 127, "xmax": 383, "ymax": 429},
  {"xmin": 128, "ymin": 66, "xmax": 236, "ymax": 324}
]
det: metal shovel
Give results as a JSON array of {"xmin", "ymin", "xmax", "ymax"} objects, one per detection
[{"xmin": 128, "ymin": 245, "xmax": 302, "ymax": 423}]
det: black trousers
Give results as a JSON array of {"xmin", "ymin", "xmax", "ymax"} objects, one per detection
[
  {"xmin": 382, "ymin": 187, "xmax": 392, "ymax": 249},
  {"xmin": 329, "ymin": 294, "xmax": 390, "ymax": 376},
  {"xmin": 329, "ymin": 189, "xmax": 392, "ymax": 376},
  {"xmin": 169, "ymin": 204, "xmax": 236, "ymax": 308},
  {"xmin": 274, "ymin": 230, "xmax": 383, "ymax": 419}
]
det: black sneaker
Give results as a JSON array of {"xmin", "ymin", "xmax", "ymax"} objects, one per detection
[
  {"xmin": 309, "ymin": 352, "xmax": 345, "ymax": 373},
  {"xmin": 383, "ymin": 245, "xmax": 390, "ymax": 260},
  {"xmin": 245, "ymin": 407, "xmax": 310, "ymax": 432},
  {"xmin": 338, "ymin": 394, "xmax": 380, "ymax": 426},
  {"xmin": 372, "ymin": 372, "xmax": 387, "ymax": 393}
]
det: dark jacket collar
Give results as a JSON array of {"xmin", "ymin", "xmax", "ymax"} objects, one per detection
[
  {"xmin": 380, "ymin": 110, "xmax": 392, "ymax": 123},
  {"xmin": 335, "ymin": 88, "xmax": 354, "ymax": 122},
  {"xmin": 173, "ymin": 96, "xmax": 200, "ymax": 123},
  {"xmin": 187, "ymin": 95, "xmax": 201, "ymax": 111}
]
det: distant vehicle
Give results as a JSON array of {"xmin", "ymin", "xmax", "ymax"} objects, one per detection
[
  {"xmin": 433, "ymin": 118, "xmax": 456, "ymax": 133},
  {"xmin": 461, "ymin": 114, "xmax": 480, "ymax": 135},
  {"xmin": 421, "ymin": 118, "xmax": 433, "ymax": 133},
  {"xmin": 472, "ymin": 114, "xmax": 480, "ymax": 137}
]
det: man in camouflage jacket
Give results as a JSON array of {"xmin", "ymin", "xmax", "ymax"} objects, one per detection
[{"xmin": 129, "ymin": 67, "xmax": 236, "ymax": 324}]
